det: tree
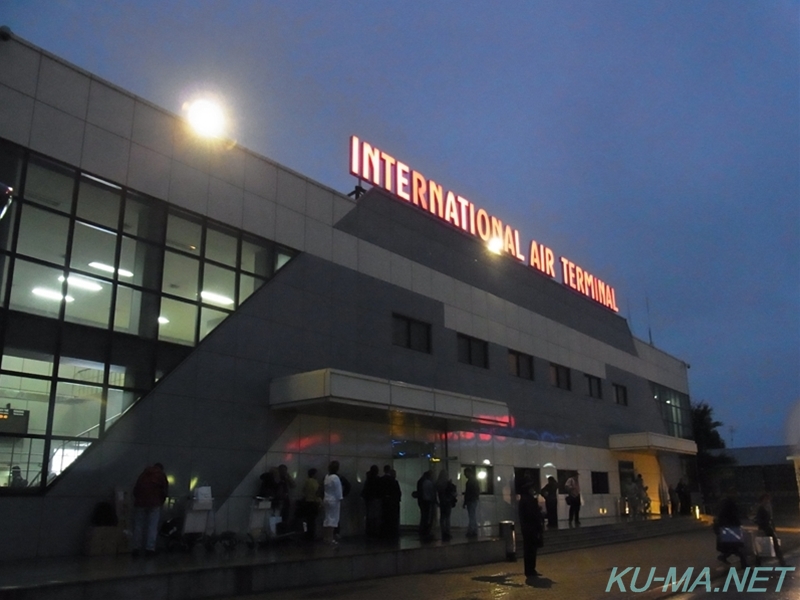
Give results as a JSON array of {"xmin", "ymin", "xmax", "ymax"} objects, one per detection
[{"xmin": 691, "ymin": 401, "xmax": 734, "ymax": 511}]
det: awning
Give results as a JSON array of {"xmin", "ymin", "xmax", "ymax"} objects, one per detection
[
  {"xmin": 609, "ymin": 431, "xmax": 697, "ymax": 455},
  {"xmin": 269, "ymin": 368, "xmax": 510, "ymax": 427}
]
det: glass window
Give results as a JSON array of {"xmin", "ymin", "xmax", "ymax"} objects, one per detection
[
  {"xmin": 162, "ymin": 250, "xmax": 199, "ymax": 301},
  {"xmin": 16, "ymin": 204, "xmax": 70, "ymax": 266},
  {"xmin": 48, "ymin": 439, "xmax": 91, "ymax": 479},
  {"xmin": 276, "ymin": 249, "xmax": 293, "ymax": 271},
  {"xmin": 23, "ymin": 157, "xmax": 75, "ymax": 215},
  {"xmin": 549, "ymin": 363, "xmax": 571, "ymax": 390},
  {"xmin": 110, "ymin": 336, "xmax": 154, "ymax": 390},
  {"xmin": 463, "ymin": 465, "xmax": 494, "ymax": 495},
  {"xmin": 0, "ymin": 201, "xmax": 17, "ymax": 254},
  {"xmin": 205, "ymin": 225, "xmax": 237, "ymax": 267},
  {"xmin": 508, "ymin": 350, "xmax": 533, "ymax": 380},
  {"xmin": 238, "ymin": 273, "xmax": 265, "ymax": 305},
  {"xmin": 9, "ymin": 259, "xmax": 67, "ymax": 318},
  {"xmin": 591, "ymin": 471, "xmax": 610, "ymax": 494},
  {"xmin": 118, "ymin": 236, "xmax": 163, "ymax": 289},
  {"xmin": 75, "ymin": 175, "xmax": 121, "ymax": 230},
  {"xmin": 457, "ymin": 334, "xmax": 488, "ymax": 368},
  {"xmin": 586, "ymin": 374, "xmax": 603, "ymax": 399},
  {"xmin": 62, "ymin": 273, "xmax": 112, "ymax": 328},
  {"xmin": 614, "ymin": 384, "xmax": 628, "ymax": 406},
  {"xmin": 105, "ymin": 388, "xmax": 137, "ymax": 430},
  {"xmin": 2, "ymin": 313, "xmax": 58, "ymax": 375},
  {"xmin": 1, "ymin": 437, "xmax": 45, "ymax": 489},
  {"xmin": 0, "ymin": 138, "xmax": 25, "ymax": 191},
  {"xmin": 201, "ymin": 263, "xmax": 236, "ymax": 308},
  {"xmin": 241, "ymin": 236, "xmax": 271, "ymax": 277},
  {"xmin": 52, "ymin": 381, "xmax": 102, "ymax": 438},
  {"xmin": 392, "ymin": 314, "xmax": 431, "ymax": 353},
  {"xmin": 158, "ymin": 297, "xmax": 197, "ymax": 345},
  {"xmin": 114, "ymin": 285, "xmax": 160, "ymax": 338},
  {"xmin": 0, "ymin": 374, "xmax": 50, "ymax": 435},
  {"xmin": 200, "ymin": 306, "xmax": 230, "ymax": 340},
  {"xmin": 122, "ymin": 192, "xmax": 165, "ymax": 242},
  {"xmin": 70, "ymin": 220, "xmax": 118, "ymax": 277},
  {"xmin": 166, "ymin": 211, "xmax": 202, "ymax": 255}
]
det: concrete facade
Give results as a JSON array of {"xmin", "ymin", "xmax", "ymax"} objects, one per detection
[{"xmin": 0, "ymin": 32, "xmax": 695, "ymax": 560}]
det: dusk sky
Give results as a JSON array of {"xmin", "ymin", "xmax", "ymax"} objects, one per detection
[{"xmin": 4, "ymin": 1, "xmax": 798, "ymax": 449}]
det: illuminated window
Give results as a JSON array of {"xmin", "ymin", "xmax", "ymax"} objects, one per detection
[
  {"xmin": 614, "ymin": 384, "xmax": 628, "ymax": 406},
  {"xmin": 549, "ymin": 363, "xmax": 571, "ymax": 390},
  {"xmin": 508, "ymin": 350, "xmax": 533, "ymax": 380},
  {"xmin": 652, "ymin": 382, "xmax": 692, "ymax": 438},
  {"xmin": 457, "ymin": 334, "xmax": 488, "ymax": 368},
  {"xmin": 586, "ymin": 374, "xmax": 603, "ymax": 399},
  {"xmin": 392, "ymin": 314, "xmax": 431, "ymax": 353}
]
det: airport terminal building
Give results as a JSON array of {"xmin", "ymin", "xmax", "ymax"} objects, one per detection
[{"xmin": 0, "ymin": 32, "xmax": 696, "ymax": 559}]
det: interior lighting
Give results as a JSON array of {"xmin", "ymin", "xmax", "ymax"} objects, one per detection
[
  {"xmin": 58, "ymin": 275, "xmax": 102, "ymax": 292},
  {"xmin": 477, "ymin": 471, "xmax": 487, "ymax": 480},
  {"xmin": 487, "ymin": 237, "xmax": 503, "ymax": 254},
  {"xmin": 482, "ymin": 459, "xmax": 491, "ymax": 465},
  {"xmin": 88, "ymin": 262, "xmax": 133, "ymax": 278},
  {"xmin": 200, "ymin": 291, "xmax": 234, "ymax": 306},
  {"xmin": 32, "ymin": 288, "xmax": 74, "ymax": 302},
  {"xmin": 158, "ymin": 316, "xmax": 169, "ymax": 325},
  {"xmin": 186, "ymin": 99, "xmax": 225, "ymax": 138}
]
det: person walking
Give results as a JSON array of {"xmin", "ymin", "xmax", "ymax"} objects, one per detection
[
  {"xmin": 435, "ymin": 470, "xmax": 456, "ymax": 541},
  {"xmin": 541, "ymin": 476, "xmax": 559, "ymax": 529},
  {"xmin": 463, "ymin": 467, "xmax": 480, "ymax": 538},
  {"xmin": 323, "ymin": 461, "xmax": 343, "ymax": 546},
  {"xmin": 714, "ymin": 488, "xmax": 747, "ymax": 568},
  {"xmin": 753, "ymin": 492, "xmax": 787, "ymax": 567},
  {"xmin": 518, "ymin": 480, "xmax": 545, "ymax": 582},
  {"xmin": 131, "ymin": 462, "xmax": 168, "ymax": 557},
  {"xmin": 565, "ymin": 471, "xmax": 581, "ymax": 527}
]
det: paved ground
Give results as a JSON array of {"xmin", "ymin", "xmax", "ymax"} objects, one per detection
[{"xmin": 218, "ymin": 526, "xmax": 800, "ymax": 600}]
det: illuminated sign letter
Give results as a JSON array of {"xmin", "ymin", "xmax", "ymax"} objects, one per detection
[
  {"xmin": 363, "ymin": 143, "xmax": 381, "ymax": 185},
  {"xmin": 457, "ymin": 197, "xmax": 471, "ymax": 232},
  {"xmin": 491, "ymin": 217, "xmax": 503, "ymax": 241},
  {"xmin": 545, "ymin": 247, "xmax": 555, "ymax": 278},
  {"xmin": 350, "ymin": 135, "xmax": 360, "ymax": 177},
  {"xmin": 396, "ymin": 162, "xmax": 410, "ymax": 201},
  {"xmin": 530, "ymin": 241, "xmax": 542, "ymax": 271},
  {"xmin": 444, "ymin": 191, "xmax": 460, "ymax": 227},
  {"xmin": 412, "ymin": 171, "xmax": 428, "ymax": 209},
  {"xmin": 429, "ymin": 180, "xmax": 444, "ymax": 218},
  {"xmin": 381, "ymin": 152, "xmax": 396, "ymax": 193},
  {"xmin": 503, "ymin": 225, "xmax": 516, "ymax": 255},
  {"xmin": 476, "ymin": 209, "xmax": 491, "ymax": 240},
  {"xmin": 514, "ymin": 230, "xmax": 525, "ymax": 261}
]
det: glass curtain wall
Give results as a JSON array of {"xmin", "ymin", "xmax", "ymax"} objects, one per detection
[
  {"xmin": 651, "ymin": 382, "xmax": 692, "ymax": 439},
  {"xmin": 0, "ymin": 138, "xmax": 296, "ymax": 492}
]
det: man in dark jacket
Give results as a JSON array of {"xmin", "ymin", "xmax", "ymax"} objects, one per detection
[
  {"xmin": 541, "ymin": 476, "xmax": 559, "ymax": 529},
  {"xmin": 132, "ymin": 462, "xmax": 169, "ymax": 556},
  {"xmin": 416, "ymin": 470, "xmax": 436, "ymax": 542},
  {"xmin": 518, "ymin": 480, "xmax": 545, "ymax": 581}
]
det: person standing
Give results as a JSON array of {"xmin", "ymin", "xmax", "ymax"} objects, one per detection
[
  {"xmin": 361, "ymin": 465, "xmax": 382, "ymax": 538},
  {"xmin": 463, "ymin": 467, "xmax": 480, "ymax": 538},
  {"xmin": 753, "ymin": 492, "xmax": 786, "ymax": 567},
  {"xmin": 380, "ymin": 466, "xmax": 401, "ymax": 539},
  {"xmin": 435, "ymin": 470, "xmax": 456, "ymax": 541},
  {"xmin": 540, "ymin": 475, "xmax": 559, "ymax": 529},
  {"xmin": 416, "ymin": 469, "xmax": 436, "ymax": 542},
  {"xmin": 518, "ymin": 480, "xmax": 545, "ymax": 582},
  {"xmin": 323, "ymin": 461, "xmax": 343, "ymax": 545},
  {"xmin": 676, "ymin": 477, "xmax": 692, "ymax": 515},
  {"xmin": 299, "ymin": 468, "xmax": 321, "ymax": 541},
  {"xmin": 565, "ymin": 471, "xmax": 581, "ymax": 527},
  {"xmin": 131, "ymin": 462, "xmax": 168, "ymax": 557}
]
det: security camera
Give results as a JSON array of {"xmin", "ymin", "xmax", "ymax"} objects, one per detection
[{"xmin": 0, "ymin": 26, "xmax": 12, "ymax": 42}]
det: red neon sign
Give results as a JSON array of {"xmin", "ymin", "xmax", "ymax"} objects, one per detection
[{"xmin": 349, "ymin": 136, "xmax": 619, "ymax": 312}]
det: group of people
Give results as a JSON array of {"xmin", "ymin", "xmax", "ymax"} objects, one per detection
[
  {"xmin": 360, "ymin": 464, "xmax": 402, "ymax": 539},
  {"xmin": 413, "ymin": 468, "xmax": 467, "ymax": 542},
  {"xmin": 624, "ymin": 473, "xmax": 651, "ymax": 519}
]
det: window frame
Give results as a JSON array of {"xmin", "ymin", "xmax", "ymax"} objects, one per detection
[
  {"xmin": 508, "ymin": 349, "xmax": 534, "ymax": 380},
  {"xmin": 614, "ymin": 383, "xmax": 628, "ymax": 406},
  {"xmin": 391, "ymin": 313, "xmax": 432, "ymax": 354},
  {"xmin": 549, "ymin": 362, "xmax": 571, "ymax": 390},
  {"xmin": 586, "ymin": 374, "xmax": 603, "ymax": 399},
  {"xmin": 457, "ymin": 333, "xmax": 489, "ymax": 369}
]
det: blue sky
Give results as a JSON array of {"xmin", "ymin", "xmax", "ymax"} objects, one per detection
[{"xmin": 4, "ymin": 0, "xmax": 798, "ymax": 448}]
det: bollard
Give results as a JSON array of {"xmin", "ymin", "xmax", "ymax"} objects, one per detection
[{"xmin": 498, "ymin": 520, "xmax": 516, "ymax": 561}]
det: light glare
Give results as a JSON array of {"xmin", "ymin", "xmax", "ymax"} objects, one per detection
[
  {"xmin": 32, "ymin": 288, "xmax": 74, "ymax": 302},
  {"xmin": 200, "ymin": 291, "xmax": 234, "ymax": 306},
  {"xmin": 488, "ymin": 237, "xmax": 503, "ymax": 254},
  {"xmin": 187, "ymin": 99, "xmax": 225, "ymax": 138}
]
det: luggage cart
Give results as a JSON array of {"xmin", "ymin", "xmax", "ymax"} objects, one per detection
[{"xmin": 246, "ymin": 496, "xmax": 295, "ymax": 548}]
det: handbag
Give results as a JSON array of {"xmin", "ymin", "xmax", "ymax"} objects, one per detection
[
  {"xmin": 718, "ymin": 526, "xmax": 743, "ymax": 544},
  {"xmin": 754, "ymin": 536, "xmax": 777, "ymax": 557}
]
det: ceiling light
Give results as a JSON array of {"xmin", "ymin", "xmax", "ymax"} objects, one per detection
[
  {"xmin": 32, "ymin": 288, "xmax": 74, "ymax": 302},
  {"xmin": 88, "ymin": 262, "xmax": 133, "ymax": 278},
  {"xmin": 58, "ymin": 275, "xmax": 102, "ymax": 292},
  {"xmin": 158, "ymin": 316, "xmax": 169, "ymax": 325},
  {"xmin": 200, "ymin": 291, "xmax": 234, "ymax": 306}
]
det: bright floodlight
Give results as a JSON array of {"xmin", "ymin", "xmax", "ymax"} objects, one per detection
[
  {"xmin": 187, "ymin": 99, "xmax": 225, "ymax": 138},
  {"xmin": 487, "ymin": 237, "xmax": 503, "ymax": 254}
]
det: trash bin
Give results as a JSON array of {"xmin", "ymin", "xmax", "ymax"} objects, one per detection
[{"xmin": 499, "ymin": 520, "xmax": 516, "ymax": 561}]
